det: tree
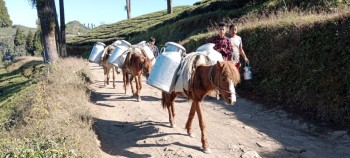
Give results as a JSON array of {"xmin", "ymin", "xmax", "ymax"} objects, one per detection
[
  {"xmin": 125, "ymin": 0, "xmax": 131, "ymax": 19},
  {"xmin": 31, "ymin": 0, "xmax": 59, "ymax": 63},
  {"xmin": 53, "ymin": 0, "xmax": 61, "ymax": 55},
  {"xmin": 25, "ymin": 31, "xmax": 35, "ymax": 56},
  {"xmin": 33, "ymin": 30, "xmax": 43, "ymax": 56},
  {"xmin": 0, "ymin": 0, "xmax": 12, "ymax": 27},
  {"xmin": 59, "ymin": 0, "xmax": 67, "ymax": 57},
  {"xmin": 167, "ymin": 0, "xmax": 172, "ymax": 14},
  {"xmin": 14, "ymin": 28, "xmax": 26, "ymax": 55}
]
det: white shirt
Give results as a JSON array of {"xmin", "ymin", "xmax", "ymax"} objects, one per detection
[{"xmin": 230, "ymin": 35, "xmax": 242, "ymax": 62}]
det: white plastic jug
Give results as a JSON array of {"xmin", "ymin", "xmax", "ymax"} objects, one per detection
[{"xmin": 243, "ymin": 63, "xmax": 253, "ymax": 80}]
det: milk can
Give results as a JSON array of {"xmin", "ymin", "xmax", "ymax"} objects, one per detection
[
  {"xmin": 147, "ymin": 42, "xmax": 186, "ymax": 92},
  {"xmin": 243, "ymin": 62, "xmax": 253, "ymax": 80},
  {"xmin": 107, "ymin": 40, "xmax": 131, "ymax": 67},
  {"xmin": 88, "ymin": 42, "xmax": 106, "ymax": 63},
  {"xmin": 135, "ymin": 41, "xmax": 156, "ymax": 65},
  {"xmin": 196, "ymin": 43, "xmax": 223, "ymax": 65}
]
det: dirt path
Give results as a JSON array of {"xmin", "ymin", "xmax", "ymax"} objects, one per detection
[{"xmin": 88, "ymin": 62, "xmax": 350, "ymax": 158}]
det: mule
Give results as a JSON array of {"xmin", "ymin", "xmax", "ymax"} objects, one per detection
[
  {"xmin": 100, "ymin": 45, "xmax": 119, "ymax": 88},
  {"xmin": 161, "ymin": 60, "xmax": 240, "ymax": 153},
  {"xmin": 122, "ymin": 47, "xmax": 154, "ymax": 101}
]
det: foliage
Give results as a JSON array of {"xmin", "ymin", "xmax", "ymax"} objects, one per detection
[
  {"xmin": 14, "ymin": 28, "xmax": 27, "ymax": 47},
  {"xmin": 33, "ymin": 30, "xmax": 43, "ymax": 56},
  {"xmin": 236, "ymin": 14, "xmax": 350, "ymax": 128},
  {"xmin": 25, "ymin": 31, "xmax": 35, "ymax": 56},
  {"xmin": 0, "ymin": 0, "xmax": 12, "ymax": 27}
]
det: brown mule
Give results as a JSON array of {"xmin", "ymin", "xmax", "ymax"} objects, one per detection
[
  {"xmin": 100, "ymin": 45, "xmax": 120, "ymax": 88},
  {"xmin": 122, "ymin": 47, "xmax": 154, "ymax": 102},
  {"xmin": 162, "ymin": 61, "xmax": 240, "ymax": 153}
]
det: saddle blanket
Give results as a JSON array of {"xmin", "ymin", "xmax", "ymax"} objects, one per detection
[{"xmin": 174, "ymin": 52, "xmax": 209, "ymax": 93}]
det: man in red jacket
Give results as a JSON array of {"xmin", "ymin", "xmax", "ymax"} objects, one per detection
[{"xmin": 210, "ymin": 22, "xmax": 233, "ymax": 61}]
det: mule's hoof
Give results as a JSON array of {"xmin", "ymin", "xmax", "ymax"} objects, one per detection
[
  {"xmin": 188, "ymin": 133, "xmax": 195, "ymax": 138},
  {"xmin": 203, "ymin": 148, "xmax": 212, "ymax": 154},
  {"xmin": 136, "ymin": 97, "xmax": 141, "ymax": 102},
  {"xmin": 171, "ymin": 124, "xmax": 176, "ymax": 128}
]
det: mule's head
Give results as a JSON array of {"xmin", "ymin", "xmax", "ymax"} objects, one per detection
[
  {"xmin": 101, "ymin": 45, "xmax": 115, "ymax": 62},
  {"xmin": 215, "ymin": 61, "xmax": 240, "ymax": 105},
  {"xmin": 142, "ymin": 57, "xmax": 154, "ymax": 78}
]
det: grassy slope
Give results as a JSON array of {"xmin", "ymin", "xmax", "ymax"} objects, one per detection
[
  {"xmin": 0, "ymin": 57, "xmax": 99, "ymax": 157},
  {"xmin": 0, "ymin": 57, "xmax": 43, "ymax": 129},
  {"xmin": 68, "ymin": 0, "xmax": 350, "ymax": 128},
  {"xmin": 68, "ymin": 6, "xmax": 191, "ymax": 45}
]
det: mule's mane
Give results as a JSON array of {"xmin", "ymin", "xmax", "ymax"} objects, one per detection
[{"xmin": 222, "ymin": 61, "xmax": 240, "ymax": 85}]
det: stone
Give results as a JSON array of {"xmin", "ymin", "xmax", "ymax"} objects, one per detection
[
  {"xmin": 241, "ymin": 150, "xmax": 262, "ymax": 158},
  {"xmin": 242, "ymin": 114, "xmax": 253, "ymax": 119},
  {"xmin": 285, "ymin": 146, "xmax": 304, "ymax": 153},
  {"xmin": 256, "ymin": 141, "xmax": 271, "ymax": 148},
  {"xmin": 300, "ymin": 123, "xmax": 309, "ymax": 130},
  {"xmin": 331, "ymin": 131, "xmax": 348, "ymax": 138}
]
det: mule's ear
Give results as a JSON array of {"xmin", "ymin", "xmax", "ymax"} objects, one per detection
[{"xmin": 216, "ymin": 61, "xmax": 224, "ymax": 68}]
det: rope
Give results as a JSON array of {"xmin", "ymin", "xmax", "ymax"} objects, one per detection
[{"xmin": 208, "ymin": 64, "xmax": 235, "ymax": 94}]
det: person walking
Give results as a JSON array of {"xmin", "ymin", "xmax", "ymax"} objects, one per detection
[
  {"xmin": 228, "ymin": 24, "xmax": 249, "ymax": 65},
  {"xmin": 209, "ymin": 22, "xmax": 233, "ymax": 61},
  {"xmin": 147, "ymin": 37, "xmax": 159, "ymax": 58}
]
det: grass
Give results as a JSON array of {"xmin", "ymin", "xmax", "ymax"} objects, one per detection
[
  {"xmin": 0, "ymin": 57, "xmax": 99, "ymax": 157},
  {"xmin": 0, "ymin": 57, "xmax": 42, "ymax": 130},
  {"xmin": 68, "ymin": 6, "xmax": 191, "ymax": 45}
]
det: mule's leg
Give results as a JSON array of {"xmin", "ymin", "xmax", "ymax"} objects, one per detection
[
  {"xmin": 195, "ymin": 101, "xmax": 210, "ymax": 153},
  {"xmin": 185, "ymin": 101, "xmax": 197, "ymax": 138},
  {"xmin": 135, "ymin": 75, "xmax": 141, "ymax": 102},
  {"xmin": 138, "ymin": 75, "xmax": 142, "ymax": 91},
  {"xmin": 103, "ymin": 66, "xmax": 107, "ymax": 86},
  {"xmin": 112, "ymin": 66, "xmax": 116, "ymax": 88},
  {"xmin": 122, "ymin": 69, "xmax": 127, "ymax": 94},
  {"xmin": 169, "ymin": 93, "xmax": 177, "ymax": 127},
  {"xmin": 106, "ymin": 67, "xmax": 110, "ymax": 85},
  {"xmin": 130, "ymin": 76, "xmax": 136, "ymax": 96}
]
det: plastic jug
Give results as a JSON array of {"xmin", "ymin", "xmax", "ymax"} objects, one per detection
[{"xmin": 243, "ymin": 62, "xmax": 252, "ymax": 80}]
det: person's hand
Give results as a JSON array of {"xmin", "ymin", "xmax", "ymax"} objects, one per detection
[{"xmin": 244, "ymin": 57, "xmax": 249, "ymax": 64}]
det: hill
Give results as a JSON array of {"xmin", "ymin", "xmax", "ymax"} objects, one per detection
[
  {"xmin": 0, "ymin": 25, "xmax": 37, "ymax": 57},
  {"xmin": 66, "ymin": 20, "xmax": 90, "ymax": 37}
]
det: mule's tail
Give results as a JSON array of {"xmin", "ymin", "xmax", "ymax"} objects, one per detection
[{"xmin": 161, "ymin": 91, "xmax": 169, "ymax": 109}]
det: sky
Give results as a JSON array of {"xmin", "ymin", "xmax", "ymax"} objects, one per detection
[{"xmin": 4, "ymin": 0, "xmax": 199, "ymax": 28}]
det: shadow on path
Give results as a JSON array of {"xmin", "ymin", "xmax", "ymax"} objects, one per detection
[{"xmin": 93, "ymin": 118, "xmax": 190, "ymax": 157}]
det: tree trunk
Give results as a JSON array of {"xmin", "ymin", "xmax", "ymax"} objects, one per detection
[
  {"xmin": 53, "ymin": 0, "xmax": 60, "ymax": 55},
  {"xmin": 167, "ymin": 0, "xmax": 172, "ymax": 14},
  {"xmin": 126, "ymin": 0, "xmax": 131, "ymax": 19},
  {"xmin": 36, "ymin": 0, "xmax": 59, "ymax": 64},
  {"xmin": 59, "ymin": 0, "xmax": 67, "ymax": 57}
]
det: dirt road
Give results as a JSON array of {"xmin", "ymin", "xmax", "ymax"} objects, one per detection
[{"xmin": 88, "ymin": 62, "xmax": 350, "ymax": 158}]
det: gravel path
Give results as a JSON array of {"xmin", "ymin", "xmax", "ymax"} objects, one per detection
[{"xmin": 88, "ymin": 62, "xmax": 350, "ymax": 158}]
